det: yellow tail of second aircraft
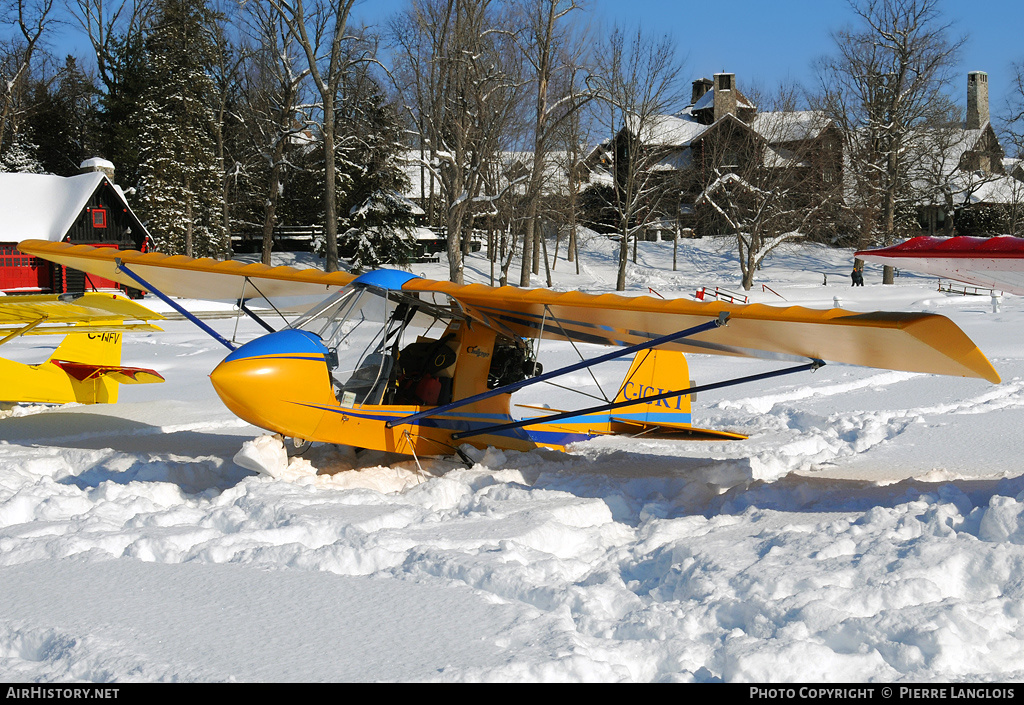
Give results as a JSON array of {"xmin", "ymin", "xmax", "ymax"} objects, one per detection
[{"xmin": 1, "ymin": 328, "xmax": 164, "ymax": 406}]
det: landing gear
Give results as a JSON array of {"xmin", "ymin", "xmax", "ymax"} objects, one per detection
[{"xmin": 286, "ymin": 437, "xmax": 313, "ymax": 456}]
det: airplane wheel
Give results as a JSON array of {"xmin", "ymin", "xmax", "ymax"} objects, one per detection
[{"xmin": 286, "ymin": 437, "xmax": 312, "ymax": 456}]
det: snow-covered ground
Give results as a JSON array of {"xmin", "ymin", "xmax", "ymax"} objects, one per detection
[{"xmin": 3, "ymin": 233, "xmax": 1024, "ymax": 683}]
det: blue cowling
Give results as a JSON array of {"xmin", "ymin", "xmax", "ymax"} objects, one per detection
[{"xmin": 223, "ymin": 329, "xmax": 328, "ymax": 363}]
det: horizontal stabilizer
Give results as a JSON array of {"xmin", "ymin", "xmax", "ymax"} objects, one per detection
[
  {"xmin": 51, "ymin": 360, "xmax": 165, "ymax": 385},
  {"xmin": 609, "ymin": 416, "xmax": 747, "ymax": 441}
]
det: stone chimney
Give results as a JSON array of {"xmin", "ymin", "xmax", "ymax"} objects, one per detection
[
  {"xmin": 79, "ymin": 157, "xmax": 115, "ymax": 179},
  {"xmin": 713, "ymin": 73, "xmax": 737, "ymax": 122},
  {"xmin": 691, "ymin": 77, "xmax": 713, "ymax": 105},
  {"xmin": 966, "ymin": 71, "xmax": 989, "ymax": 130}
]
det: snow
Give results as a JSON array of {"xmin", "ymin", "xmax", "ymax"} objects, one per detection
[
  {"xmin": 3, "ymin": 235, "xmax": 1024, "ymax": 683},
  {"xmin": 0, "ymin": 172, "xmax": 109, "ymax": 243}
]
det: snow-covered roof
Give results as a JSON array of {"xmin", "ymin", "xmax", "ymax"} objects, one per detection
[
  {"xmin": 0, "ymin": 171, "xmax": 120, "ymax": 243},
  {"xmin": 930, "ymin": 126, "xmax": 984, "ymax": 176},
  {"xmin": 627, "ymin": 110, "xmax": 831, "ymax": 152},
  {"xmin": 751, "ymin": 111, "xmax": 831, "ymax": 143},
  {"xmin": 398, "ymin": 149, "xmax": 573, "ymax": 201},
  {"xmin": 691, "ymin": 87, "xmax": 755, "ymax": 114},
  {"xmin": 953, "ymin": 172, "xmax": 1024, "ymax": 205},
  {"xmin": 637, "ymin": 113, "xmax": 710, "ymax": 147}
]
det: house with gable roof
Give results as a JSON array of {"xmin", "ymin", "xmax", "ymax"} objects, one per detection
[
  {"xmin": 916, "ymin": 71, "xmax": 1023, "ymax": 236},
  {"xmin": 579, "ymin": 72, "xmax": 844, "ymax": 239},
  {"xmin": 0, "ymin": 159, "xmax": 151, "ymax": 294}
]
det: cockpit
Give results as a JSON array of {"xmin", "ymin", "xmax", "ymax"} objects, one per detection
[{"xmin": 287, "ymin": 271, "xmax": 469, "ymax": 408}]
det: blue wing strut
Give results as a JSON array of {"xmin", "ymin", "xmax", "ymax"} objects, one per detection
[
  {"xmin": 115, "ymin": 259, "xmax": 237, "ymax": 352},
  {"xmin": 386, "ymin": 312, "xmax": 730, "ymax": 429},
  {"xmin": 450, "ymin": 359, "xmax": 825, "ymax": 441}
]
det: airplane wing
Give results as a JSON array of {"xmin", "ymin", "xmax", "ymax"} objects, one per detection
[
  {"xmin": 20, "ymin": 239, "xmax": 1000, "ymax": 384},
  {"xmin": 0, "ymin": 292, "xmax": 165, "ymax": 341},
  {"xmin": 404, "ymin": 279, "xmax": 1001, "ymax": 383},
  {"xmin": 856, "ymin": 236, "xmax": 1024, "ymax": 296},
  {"xmin": 17, "ymin": 239, "xmax": 355, "ymax": 305}
]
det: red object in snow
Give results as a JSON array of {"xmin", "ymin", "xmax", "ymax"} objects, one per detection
[{"xmin": 856, "ymin": 236, "xmax": 1024, "ymax": 295}]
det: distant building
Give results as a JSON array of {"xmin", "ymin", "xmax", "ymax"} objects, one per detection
[
  {"xmin": 917, "ymin": 71, "xmax": 1021, "ymax": 236},
  {"xmin": 580, "ymin": 72, "xmax": 843, "ymax": 239},
  {"xmin": 0, "ymin": 159, "xmax": 151, "ymax": 294}
]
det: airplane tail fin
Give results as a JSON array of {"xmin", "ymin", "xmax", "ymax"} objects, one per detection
[
  {"xmin": 612, "ymin": 349, "xmax": 694, "ymax": 424},
  {"xmin": 611, "ymin": 350, "xmax": 745, "ymax": 440},
  {"xmin": 49, "ymin": 329, "xmax": 123, "ymax": 367},
  {"xmin": 44, "ymin": 329, "xmax": 163, "ymax": 404}
]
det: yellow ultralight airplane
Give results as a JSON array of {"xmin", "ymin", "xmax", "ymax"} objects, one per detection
[
  {"xmin": 0, "ymin": 291, "xmax": 165, "ymax": 408},
  {"xmin": 18, "ymin": 239, "xmax": 1001, "ymax": 461}
]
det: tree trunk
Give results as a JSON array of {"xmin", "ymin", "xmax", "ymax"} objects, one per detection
[
  {"xmin": 447, "ymin": 209, "xmax": 464, "ymax": 284},
  {"xmin": 488, "ymin": 227, "xmax": 495, "ymax": 286},
  {"xmin": 541, "ymin": 228, "xmax": 553, "ymax": 287},
  {"xmin": 616, "ymin": 223, "xmax": 629, "ymax": 291},
  {"xmin": 185, "ymin": 194, "xmax": 194, "ymax": 258},
  {"xmin": 261, "ymin": 161, "xmax": 282, "ymax": 265},
  {"xmin": 673, "ymin": 225, "xmax": 678, "ymax": 271},
  {"xmin": 519, "ymin": 204, "xmax": 536, "ymax": 286},
  {"xmin": 322, "ymin": 100, "xmax": 339, "ymax": 272},
  {"xmin": 532, "ymin": 214, "xmax": 541, "ymax": 275}
]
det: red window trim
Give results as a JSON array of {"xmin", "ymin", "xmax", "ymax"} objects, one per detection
[{"xmin": 92, "ymin": 208, "xmax": 107, "ymax": 228}]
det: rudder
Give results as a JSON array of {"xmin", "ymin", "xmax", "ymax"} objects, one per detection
[
  {"xmin": 612, "ymin": 350, "xmax": 692, "ymax": 426},
  {"xmin": 47, "ymin": 328, "xmax": 124, "ymax": 403}
]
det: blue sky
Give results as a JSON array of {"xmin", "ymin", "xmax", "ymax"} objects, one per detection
[
  {"xmin": 585, "ymin": 0, "xmax": 1022, "ymax": 115},
  {"xmin": 349, "ymin": 0, "xmax": 1023, "ymax": 124},
  {"xmin": 40, "ymin": 0, "xmax": 1024, "ymax": 124}
]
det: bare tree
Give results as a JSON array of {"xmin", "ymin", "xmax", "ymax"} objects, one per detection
[
  {"xmin": 209, "ymin": 4, "xmax": 248, "ymax": 255},
  {"xmin": 815, "ymin": 0, "xmax": 964, "ymax": 283},
  {"xmin": 68, "ymin": 0, "xmax": 151, "ymax": 93},
  {"xmin": 239, "ymin": 0, "xmax": 313, "ymax": 264},
  {"xmin": 512, "ymin": 0, "xmax": 594, "ymax": 287},
  {"xmin": 0, "ymin": 0, "xmax": 55, "ymax": 154},
  {"xmin": 266, "ymin": 0, "xmax": 361, "ymax": 272},
  {"xmin": 912, "ymin": 100, "xmax": 1009, "ymax": 236},
  {"xmin": 389, "ymin": 0, "xmax": 521, "ymax": 284},
  {"xmin": 590, "ymin": 23, "xmax": 686, "ymax": 291},
  {"xmin": 693, "ymin": 109, "xmax": 844, "ymax": 290},
  {"xmin": 1006, "ymin": 61, "xmax": 1024, "ymax": 153},
  {"xmin": 998, "ymin": 62, "xmax": 1024, "ymax": 235},
  {"xmin": 548, "ymin": 103, "xmax": 593, "ymax": 276}
]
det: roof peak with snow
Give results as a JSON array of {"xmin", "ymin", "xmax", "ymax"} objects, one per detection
[{"xmin": 0, "ymin": 171, "xmax": 115, "ymax": 243}]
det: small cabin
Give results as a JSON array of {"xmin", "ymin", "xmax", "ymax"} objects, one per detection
[{"xmin": 0, "ymin": 159, "xmax": 150, "ymax": 295}]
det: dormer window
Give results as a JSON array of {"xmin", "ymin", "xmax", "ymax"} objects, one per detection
[{"xmin": 91, "ymin": 208, "xmax": 107, "ymax": 228}]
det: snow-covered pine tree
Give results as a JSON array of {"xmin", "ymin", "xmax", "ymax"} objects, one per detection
[
  {"xmin": 329, "ymin": 65, "xmax": 415, "ymax": 271},
  {"xmin": 136, "ymin": 0, "xmax": 229, "ymax": 258},
  {"xmin": 98, "ymin": 30, "xmax": 151, "ymax": 191},
  {"xmin": 0, "ymin": 134, "xmax": 44, "ymax": 173},
  {"xmin": 339, "ymin": 189, "xmax": 420, "ymax": 271}
]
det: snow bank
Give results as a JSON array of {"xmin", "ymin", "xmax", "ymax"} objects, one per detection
[{"xmin": 1, "ymin": 237, "xmax": 1024, "ymax": 682}]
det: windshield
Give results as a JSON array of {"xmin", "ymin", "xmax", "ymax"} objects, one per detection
[{"xmin": 290, "ymin": 284, "xmax": 457, "ymax": 406}]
